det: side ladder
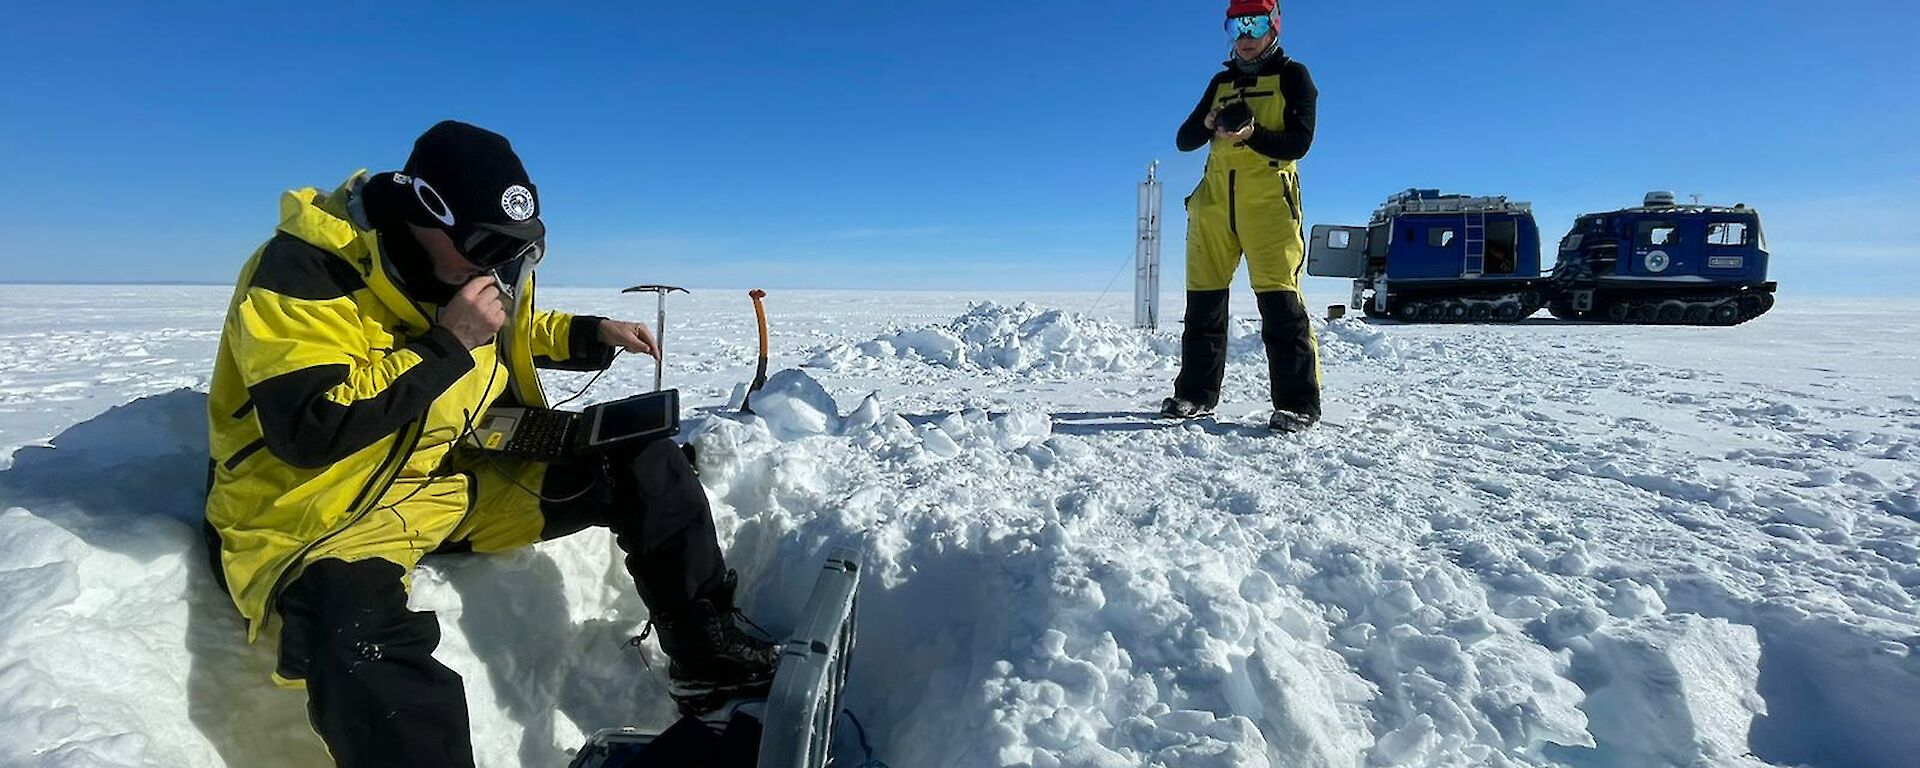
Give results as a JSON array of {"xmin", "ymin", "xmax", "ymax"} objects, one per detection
[{"xmin": 1462, "ymin": 209, "xmax": 1486, "ymax": 277}]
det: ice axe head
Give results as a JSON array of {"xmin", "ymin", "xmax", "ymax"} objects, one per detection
[
  {"xmin": 622, "ymin": 285, "xmax": 690, "ymax": 297},
  {"xmin": 620, "ymin": 284, "xmax": 688, "ymax": 392}
]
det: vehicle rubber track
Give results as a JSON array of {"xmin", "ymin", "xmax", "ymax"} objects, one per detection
[
  {"xmin": 1555, "ymin": 290, "xmax": 1775, "ymax": 326},
  {"xmin": 1384, "ymin": 290, "xmax": 1547, "ymax": 324}
]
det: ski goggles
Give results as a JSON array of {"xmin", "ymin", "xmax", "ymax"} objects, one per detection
[
  {"xmin": 489, "ymin": 250, "xmax": 533, "ymax": 299},
  {"xmin": 457, "ymin": 226, "xmax": 545, "ymax": 270},
  {"xmin": 1227, "ymin": 14, "xmax": 1274, "ymax": 40}
]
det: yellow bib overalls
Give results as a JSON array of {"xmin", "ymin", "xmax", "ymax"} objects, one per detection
[{"xmin": 1175, "ymin": 61, "xmax": 1323, "ymax": 417}]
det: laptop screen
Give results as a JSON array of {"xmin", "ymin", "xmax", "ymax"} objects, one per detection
[{"xmin": 586, "ymin": 392, "xmax": 677, "ymax": 447}]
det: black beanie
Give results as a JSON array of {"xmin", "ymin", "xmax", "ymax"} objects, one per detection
[{"xmin": 370, "ymin": 120, "xmax": 545, "ymax": 243}]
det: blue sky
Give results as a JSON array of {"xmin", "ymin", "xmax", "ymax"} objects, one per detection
[{"xmin": 3, "ymin": 2, "xmax": 1914, "ymax": 296}]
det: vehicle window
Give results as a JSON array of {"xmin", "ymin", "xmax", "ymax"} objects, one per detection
[
  {"xmin": 1637, "ymin": 222, "xmax": 1677, "ymax": 247},
  {"xmin": 1707, "ymin": 222, "xmax": 1748, "ymax": 246},
  {"xmin": 1328, "ymin": 230, "xmax": 1350, "ymax": 249},
  {"xmin": 1429, "ymin": 228, "xmax": 1455, "ymax": 248}
]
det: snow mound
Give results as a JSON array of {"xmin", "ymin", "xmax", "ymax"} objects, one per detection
[
  {"xmin": 806, "ymin": 301, "xmax": 1422, "ymax": 379},
  {"xmin": 1554, "ymin": 615, "xmax": 1768, "ymax": 767},
  {"xmin": 0, "ymin": 390, "xmax": 335, "ymax": 767},
  {"xmin": 716, "ymin": 369, "xmax": 1055, "ymax": 464},
  {"xmin": 0, "ymin": 389, "xmax": 208, "ymax": 521},
  {"xmin": 808, "ymin": 301, "xmax": 1189, "ymax": 375},
  {"xmin": 741, "ymin": 369, "xmax": 845, "ymax": 440},
  {"xmin": 1317, "ymin": 318, "xmax": 1419, "ymax": 365}
]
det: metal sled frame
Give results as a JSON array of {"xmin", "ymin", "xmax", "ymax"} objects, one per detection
[
  {"xmin": 571, "ymin": 547, "xmax": 863, "ymax": 768},
  {"xmin": 758, "ymin": 547, "xmax": 861, "ymax": 767}
]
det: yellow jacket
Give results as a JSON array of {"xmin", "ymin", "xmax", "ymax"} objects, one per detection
[{"xmin": 205, "ymin": 172, "xmax": 606, "ymax": 638}]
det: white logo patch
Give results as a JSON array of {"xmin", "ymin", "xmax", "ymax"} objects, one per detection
[
  {"xmin": 412, "ymin": 177, "xmax": 456, "ymax": 227},
  {"xmin": 501, "ymin": 185, "xmax": 536, "ymax": 222}
]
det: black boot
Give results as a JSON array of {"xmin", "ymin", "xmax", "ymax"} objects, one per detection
[
  {"xmin": 1158, "ymin": 396, "xmax": 1215, "ymax": 419},
  {"xmin": 650, "ymin": 572, "xmax": 780, "ymax": 714},
  {"xmin": 1268, "ymin": 409, "xmax": 1320, "ymax": 433}
]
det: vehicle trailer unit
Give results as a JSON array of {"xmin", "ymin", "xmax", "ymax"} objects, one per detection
[{"xmin": 1308, "ymin": 188, "xmax": 1547, "ymax": 323}]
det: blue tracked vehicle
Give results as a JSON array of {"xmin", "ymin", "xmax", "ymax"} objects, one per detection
[
  {"xmin": 1547, "ymin": 192, "xmax": 1776, "ymax": 325},
  {"xmin": 1308, "ymin": 189, "xmax": 1548, "ymax": 323}
]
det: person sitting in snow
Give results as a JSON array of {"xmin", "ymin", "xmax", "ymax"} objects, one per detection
[
  {"xmin": 202, "ymin": 120, "xmax": 776, "ymax": 767},
  {"xmin": 1161, "ymin": 0, "xmax": 1322, "ymax": 432}
]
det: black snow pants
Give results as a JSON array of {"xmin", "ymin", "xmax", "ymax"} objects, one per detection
[
  {"xmin": 1174, "ymin": 288, "xmax": 1322, "ymax": 416},
  {"xmin": 272, "ymin": 438, "xmax": 726, "ymax": 768}
]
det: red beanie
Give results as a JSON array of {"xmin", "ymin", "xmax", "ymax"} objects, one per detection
[{"xmin": 1227, "ymin": 0, "xmax": 1276, "ymax": 17}]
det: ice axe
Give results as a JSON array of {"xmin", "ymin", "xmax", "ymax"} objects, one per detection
[
  {"xmin": 620, "ymin": 284, "xmax": 688, "ymax": 392},
  {"xmin": 742, "ymin": 289, "xmax": 770, "ymax": 414}
]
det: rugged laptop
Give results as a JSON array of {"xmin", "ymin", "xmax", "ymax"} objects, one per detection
[{"xmin": 467, "ymin": 390, "xmax": 680, "ymax": 461}]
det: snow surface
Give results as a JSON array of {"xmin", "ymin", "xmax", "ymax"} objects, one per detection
[{"xmin": 1, "ymin": 285, "xmax": 1917, "ymax": 767}]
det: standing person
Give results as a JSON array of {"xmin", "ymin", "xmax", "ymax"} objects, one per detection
[
  {"xmin": 1160, "ymin": 0, "xmax": 1322, "ymax": 432},
  {"xmin": 203, "ymin": 120, "xmax": 777, "ymax": 767}
]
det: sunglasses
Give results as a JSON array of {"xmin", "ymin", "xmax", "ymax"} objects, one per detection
[
  {"xmin": 1227, "ymin": 14, "xmax": 1274, "ymax": 40},
  {"xmin": 458, "ymin": 228, "xmax": 544, "ymax": 270}
]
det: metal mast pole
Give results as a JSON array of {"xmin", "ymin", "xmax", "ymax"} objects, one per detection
[{"xmin": 1135, "ymin": 161, "xmax": 1163, "ymax": 329}]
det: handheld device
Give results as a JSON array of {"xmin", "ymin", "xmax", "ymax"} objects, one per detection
[
  {"xmin": 467, "ymin": 390, "xmax": 680, "ymax": 461},
  {"xmin": 1216, "ymin": 101, "xmax": 1254, "ymax": 133}
]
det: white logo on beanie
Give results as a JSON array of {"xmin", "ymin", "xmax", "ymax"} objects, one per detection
[
  {"xmin": 501, "ymin": 185, "xmax": 536, "ymax": 222},
  {"xmin": 411, "ymin": 177, "xmax": 457, "ymax": 227}
]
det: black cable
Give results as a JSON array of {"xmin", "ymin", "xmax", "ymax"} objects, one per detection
[
  {"xmin": 367, "ymin": 350, "xmax": 504, "ymax": 517},
  {"xmin": 469, "ymin": 342, "xmax": 634, "ymax": 505},
  {"xmin": 840, "ymin": 709, "xmax": 889, "ymax": 768},
  {"xmin": 376, "ymin": 336, "xmax": 619, "ymax": 512},
  {"xmin": 377, "ymin": 323, "xmax": 648, "ymax": 513},
  {"xmin": 550, "ymin": 348, "xmax": 624, "ymax": 409},
  {"xmin": 470, "ymin": 448, "xmax": 600, "ymax": 505}
]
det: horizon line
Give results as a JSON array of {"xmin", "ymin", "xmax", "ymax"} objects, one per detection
[{"xmin": 0, "ymin": 280, "xmax": 1899, "ymax": 300}]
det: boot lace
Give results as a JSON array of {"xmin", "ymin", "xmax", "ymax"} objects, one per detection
[
  {"xmin": 729, "ymin": 608, "xmax": 776, "ymax": 643},
  {"xmin": 625, "ymin": 621, "xmax": 656, "ymax": 669}
]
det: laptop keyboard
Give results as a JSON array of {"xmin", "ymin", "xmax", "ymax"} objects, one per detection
[{"xmin": 503, "ymin": 408, "xmax": 575, "ymax": 458}]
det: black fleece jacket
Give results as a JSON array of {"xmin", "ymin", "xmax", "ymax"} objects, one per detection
[{"xmin": 1176, "ymin": 51, "xmax": 1318, "ymax": 162}]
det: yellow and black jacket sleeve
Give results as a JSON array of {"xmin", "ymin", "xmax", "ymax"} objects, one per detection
[
  {"xmin": 532, "ymin": 312, "xmax": 618, "ymax": 371},
  {"xmin": 236, "ymin": 234, "xmax": 475, "ymax": 469}
]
